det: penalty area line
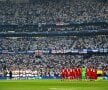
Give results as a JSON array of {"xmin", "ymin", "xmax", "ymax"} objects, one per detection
[
  {"xmin": 49, "ymin": 88, "xmax": 58, "ymax": 90},
  {"xmin": 49, "ymin": 88, "xmax": 74, "ymax": 90}
]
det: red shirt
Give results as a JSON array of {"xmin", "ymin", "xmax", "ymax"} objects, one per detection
[
  {"xmin": 92, "ymin": 69, "xmax": 97, "ymax": 76},
  {"xmin": 77, "ymin": 68, "xmax": 82, "ymax": 76},
  {"xmin": 61, "ymin": 69, "xmax": 65, "ymax": 75},
  {"xmin": 87, "ymin": 68, "xmax": 92, "ymax": 77},
  {"xmin": 70, "ymin": 68, "xmax": 74, "ymax": 76},
  {"xmin": 73, "ymin": 68, "xmax": 76, "ymax": 77}
]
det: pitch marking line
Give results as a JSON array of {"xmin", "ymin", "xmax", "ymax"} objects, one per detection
[
  {"xmin": 49, "ymin": 88, "xmax": 74, "ymax": 90},
  {"xmin": 49, "ymin": 88, "xmax": 58, "ymax": 90}
]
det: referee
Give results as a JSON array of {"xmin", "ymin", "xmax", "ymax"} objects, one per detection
[{"xmin": 9, "ymin": 71, "xmax": 12, "ymax": 79}]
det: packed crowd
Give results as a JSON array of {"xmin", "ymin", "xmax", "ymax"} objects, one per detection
[
  {"xmin": 0, "ymin": 35, "xmax": 108, "ymax": 51},
  {"xmin": 0, "ymin": 0, "xmax": 108, "ymax": 77},
  {"xmin": 0, "ymin": 0, "xmax": 107, "ymax": 32},
  {"xmin": 0, "ymin": 54, "xmax": 108, "ymax": 77},
  {"xmin": 0, "ymin": 0, "xmax": 107, "ymax": 25},
  {"xmin": 0, "ymin": 35, "xmax": 108, "ymax": 76}
]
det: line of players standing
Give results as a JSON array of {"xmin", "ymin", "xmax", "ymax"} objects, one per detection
[{"xmin": 61, "ymin": 67, "xmax": 98, "ymax": 80}]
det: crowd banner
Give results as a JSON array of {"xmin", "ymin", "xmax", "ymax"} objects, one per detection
[{"xmin": 0, "ymin": 49, "xmax": 108, "ymax": 54}]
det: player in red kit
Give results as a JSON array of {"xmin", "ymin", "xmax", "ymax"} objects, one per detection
[
  {"xmin": 70, "ymin": 68, "xmax": 74, "ymax": 79},
  {"xmin": 75, "ymin": 67, "xmax": 81, "ymax": 79},
  {"xmin": 86, "ymin": 67, "xmax": 91, "ymax": 79},
  {"xmin": 77, "ymin": 67, "xmax": 82, "ymax": 79},
  {"xmin": 61, "ymin": 68, "xmax": 65, "ymax": 80},
  {"xmin": 65, "ymin": 68, "xmax": 69, "ymax": 79},
  {"xmin": 73, "ymin": 68, "xmax": 76, "ymax": 79},
  {"xmin": 63, "ymin": 67, "xmax": 67, "ymax": 79},
  {"xmin": 90, "ymin": 68, "xmax": 95, "ymax": 80},
  {"xmin": 75, "ymin": 67, "xmax": 78, "ymax": 79},
  {"xmin": 89, "ymin": 68, "xmax": 91, "ymax": 79},
  {"xmin": 92, "ymin": 68, "xmax": 97, "ymax": 79}
]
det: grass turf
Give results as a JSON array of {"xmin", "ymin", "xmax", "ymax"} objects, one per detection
[{"xmin": 0, "ymin": 79, "xmax": 108, "ymax": 90}]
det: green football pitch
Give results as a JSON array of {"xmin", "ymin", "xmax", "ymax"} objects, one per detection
[{"xmin": 0, "ymin": 79, "xmax": 108, "ymax": 90}]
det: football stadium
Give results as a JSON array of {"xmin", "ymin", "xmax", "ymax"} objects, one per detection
[{"xmin": 0, "ymin": 0, "xmax": 108, "ymax": 90}]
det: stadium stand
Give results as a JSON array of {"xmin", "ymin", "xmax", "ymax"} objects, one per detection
[
  {"xmin": 0, "ymin": 0, "xmax": 108, "ymax": 79},
  {"xmin": 0, "ymin": 0, "xmax": 107, "ymax": 24},
  {"xmin": 0, "ymin": 36, "xmax": 108, "ymax": 78},
  {"xmin": 0, "ymin": 0, "xmax": 107, "ymax": 32}
]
